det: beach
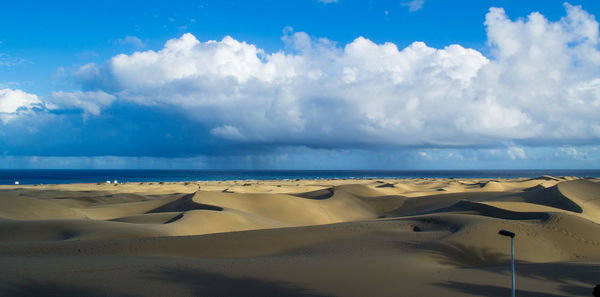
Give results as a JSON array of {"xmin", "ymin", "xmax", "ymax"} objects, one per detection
[{"xmin": 0, "ymin": 176, "xmax": 599, "ymax": 296}]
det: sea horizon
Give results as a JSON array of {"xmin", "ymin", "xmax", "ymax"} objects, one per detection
[{"xmin": 1, "ymin": 169, "xmax": 599, "ymax": 185}]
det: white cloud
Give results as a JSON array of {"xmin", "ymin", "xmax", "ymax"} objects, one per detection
[
  {"xmin": 318, "ymin": 0, "xmax": 338, "ymax": 3},
  {"xmin": 49, "ymin": 90, "xmax": 116, "ymax": 116},
  {"xmin": 0, "ymin": 81, "xmax": 20, "ymax": 89},
  {"xmin": 71, "ymin": 3, "xmax": 600, "ymax": 150},
  {"xmin": 401, "ymin": 0, "xmax": 424, "ymax": 12},
  {"xmin": 117, "ymin": 36, "xmax": 145, "ymax": 49},
  {"xmin": 555, "ymin": 146, "xmax": 587, "ymax": 160},
  {"xmin": 0, "ymin": 53, "xmax": 30, "ymax": 67},
  {"xmin": 0, "ymin": 88, "xmax": 115, "ymax": 123},
  {"xmin": 210, "ymin": 125, "xmax": 246, "ymax": 140},
  {"xmin": 416, "ymin": 151, "xmax": 431, "ymax": 160},
  {"xmin": 0, "ymin": 88, "xmax": 42, "ymax": 123},
  {"xmin": 507, "ymin": 147, "xmax": 526, "ymax": 160}
]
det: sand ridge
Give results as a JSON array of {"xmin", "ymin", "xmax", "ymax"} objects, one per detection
[{"xmin": 0, "ymin": 176, "xmax": 599, "ymax": 296}]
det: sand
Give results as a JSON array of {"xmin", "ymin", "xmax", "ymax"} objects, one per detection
[{"xmin": 0, "ymin": 177, "xmax": 599, "ymax": 296}]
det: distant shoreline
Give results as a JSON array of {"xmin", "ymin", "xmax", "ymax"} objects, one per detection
[
  {"xmin": 0, "ymin": 169, "xmax": 599, "ymax": 185},
  {"xmin": 1, "ymin": 175, "xmax": 599, "ymax": 188}
]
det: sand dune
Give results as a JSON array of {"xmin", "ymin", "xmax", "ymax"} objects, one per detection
[{"xmin": 0, "ymin": 177, "xmax": 599, "ymax": 296}]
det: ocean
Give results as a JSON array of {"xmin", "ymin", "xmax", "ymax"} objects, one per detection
[{"xmin": 0, "ymin": 169, "xmax": 598, "ymax": 185}]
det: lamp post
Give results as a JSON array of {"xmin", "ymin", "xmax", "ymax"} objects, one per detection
[{"xmin": 498, "ymin": 229, "xmax": 515, "ymax": 297}]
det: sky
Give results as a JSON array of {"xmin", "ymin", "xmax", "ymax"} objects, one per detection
[{"xmin": 1, "ymin": 0, "xmax": 600, "ymax": 169}]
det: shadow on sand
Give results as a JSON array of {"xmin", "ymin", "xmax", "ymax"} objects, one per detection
[
  {"xmin": 151, "ymin": 268, "xmax": 333, "ymax": 297},
  {"xmin": 403, "ymin": 241, "xmax": 510, "ymax": 267},
  {"xmin": 403, "ymin": 241, "xmax": 599, "ymax": 296},
  {"xmin": 506, "ymin": 262, "xmax": 600, "ymax": 296},
  {"xmin": 2, "ymin": 279, "xmax": 139, "ymax": 297},
  {"xmin": 436, "ymin": 281, "xmax": 567, "ymax": 297}
]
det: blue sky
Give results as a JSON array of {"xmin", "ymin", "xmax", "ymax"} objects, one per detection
[{"xmin": 1, "ymin": 0, "xmax": 600, "ymax": 169}]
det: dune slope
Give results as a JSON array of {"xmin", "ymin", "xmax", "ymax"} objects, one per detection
[{"xmin": 0, "ymin": 177, "xmax": 599, "ymax": 297}]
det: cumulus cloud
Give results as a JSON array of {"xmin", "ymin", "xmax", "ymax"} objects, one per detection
[
  {"xmin": 0, "ymin": 88, "xmax": 115, "ymax": 126},
  {"xmin": 54, "ymin": 3, "xmax": 600, "ymax": 154},
  {"xmin": 49, "ymin": 90, "xmax": 116, "ymax": 117},
  {"xmin": 318, "ymin": 0, "xmax": 338, "ymax": 3},
  {"xmin": 0, "ymin": 88, "xmax": 43, "ymax": 123}
]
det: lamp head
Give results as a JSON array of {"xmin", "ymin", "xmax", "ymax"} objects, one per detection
[{"xmin": 498, "ymin": 230, "xmax": 515, "ymax": 238}]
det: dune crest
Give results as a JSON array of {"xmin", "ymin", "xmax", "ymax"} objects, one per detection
[{"xmin": 1, "ymin": 177, "xmax": 599, "ymax": 296}]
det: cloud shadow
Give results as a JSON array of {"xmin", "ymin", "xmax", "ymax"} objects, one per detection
[
  {"xmin": 151, "ymin": 268, "xmax": 333, "ymax": 297},
  {"xmin": 1, "ymin": 279, "xmax": 138, "ymax": 297}
]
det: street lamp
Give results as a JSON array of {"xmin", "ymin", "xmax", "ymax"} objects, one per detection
[{"xmin": 498, "ymin": 229, "xmax": 516, "ymax": 297}]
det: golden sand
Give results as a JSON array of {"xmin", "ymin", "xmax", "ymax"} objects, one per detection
[{"xmin": 0, "ymin": 177, "xmax": 599, "ymax": 296}]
